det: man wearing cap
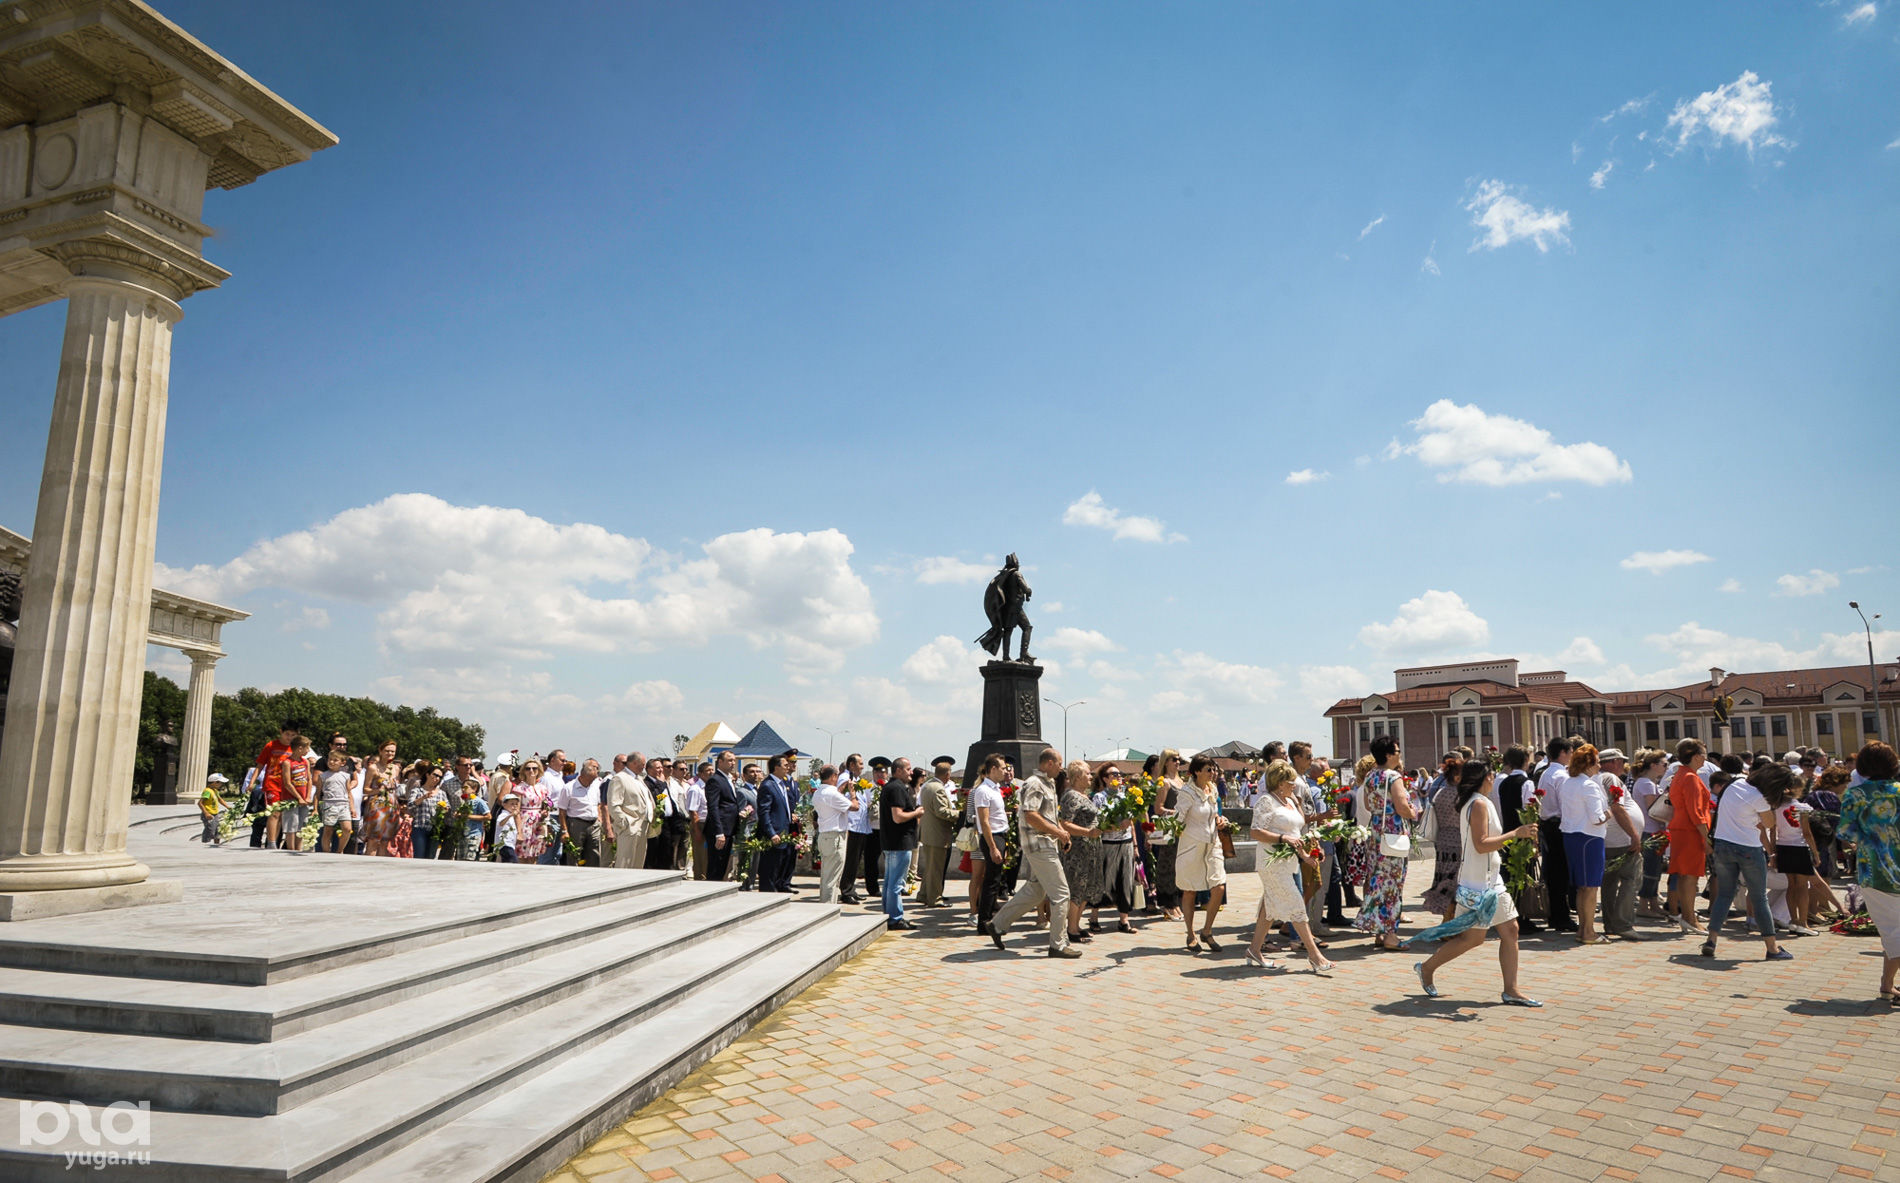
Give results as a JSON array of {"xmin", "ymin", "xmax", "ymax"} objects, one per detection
[
  {"xmin": 1597, "ymin": 749, "xmax": 1645, "ymax": 940},
  {"xmin": 917, "ymin": 757, "xmax": 962, "ymax": 908},
  {"xmin": 608, "ymin": 751, "xmax": 653, "ymax": 870},
  {"xmin": 199, "ymin": 774, "xmax": 229, "ymax": 844}
]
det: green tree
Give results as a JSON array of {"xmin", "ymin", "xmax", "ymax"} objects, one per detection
[{"xmin": 137, "ymin": 675, "xmax": 487, "ymax": 795}]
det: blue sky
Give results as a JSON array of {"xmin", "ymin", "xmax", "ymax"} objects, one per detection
[{"xmin": 3, "ymin": 1, "xmax": 1896, "ymax": 762}]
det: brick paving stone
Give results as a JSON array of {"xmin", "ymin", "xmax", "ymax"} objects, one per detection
[{"xmin": 547, "ymin": 874, "xmax": 1900, "ymax": 1183}]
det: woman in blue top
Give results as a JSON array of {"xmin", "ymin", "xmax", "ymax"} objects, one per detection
[{"xmin": 1839, "ymin": 741, "xmax": 1900, "ymax": 1006}]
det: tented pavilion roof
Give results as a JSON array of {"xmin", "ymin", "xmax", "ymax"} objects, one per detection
[{"xmin": 677, "ymin": 722, "xmax": 740, "ymax": 760}]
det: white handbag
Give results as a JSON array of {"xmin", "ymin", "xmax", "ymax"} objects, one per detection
[{"xmin": 1375, "ymin": 772, "xmax": 1411, "ymax": 858}]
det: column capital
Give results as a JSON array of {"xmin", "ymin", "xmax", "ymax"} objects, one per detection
[{"xmin": 183, "ymin": 648, "xmax": 221, "ymax": 672}]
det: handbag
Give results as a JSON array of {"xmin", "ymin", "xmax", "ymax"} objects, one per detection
[
  {"xmin": 953, "ymin": 823, "xmax": 978, "ymax": 853},
  {"xmin": 1374, "ymin": 772, "xmax": 1411, "ymax": 858},
  {"xmin": 1649, "ymin": 793, "xmax": 1675, "ymax": 826},
  {"xmin": 1218, "ymin": 828, "xmax": 1236, "ymax": 859}
]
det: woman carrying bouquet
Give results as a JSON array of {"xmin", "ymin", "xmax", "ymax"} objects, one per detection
[
  {"xmin": 1144, "ymin": 752, "xmax": 1185, "ymax": 921},
  {"xmin": 1408, "ymin": 759, "xmax": 1543, "ymax": 1006},
  {"xmin": 1176, "ymin": 755, "xmax": 1232, "ymax": 952},
  {"xmin": 1247, "ymin": 760, "xmax": 1334, "ymax": 973},
  {"xmin": 1058, "ymin": 761, "xmax": 1105, "ymax": 944},
  {"xmin": 1354, "ymin": 735, "xmax": 1418, "ymax": 951},
  {"xmin": 1093, "ymin": 765, "xmax": 1139, "ymax": 934},
  {"xmin": 511, "ymin": 758, "xmax": 556, "ymax": 865},
  {"xmin": 360, "ymin": 740, "xmax": 404, "ymax": 857}
]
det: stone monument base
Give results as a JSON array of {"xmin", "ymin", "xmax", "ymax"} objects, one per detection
[
  {"xmin": 961, "ymin": 660, "xmax": 1048, "ymax": 785},
  {"xmin": 0, "ymin": 877, "xmax": 182, "ymax": 922}
]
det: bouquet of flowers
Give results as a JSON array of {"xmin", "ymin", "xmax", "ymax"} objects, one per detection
[
  {"xmin": 1259, "ymin": 834, "xmax": 1325, "ymax": 863},
  {"xmin": 1147, "ymin": 813, "xmax": 1185, "ymax": 843},
  {"xmin": 1097, "ymin": 781, "xmax": 1147, "ymax": 831},
  {"xmin": 1316, "ymin": 768, "xmax": 1349, "ymax": 812},
  {"xmin": 1309, "ymin": 817, "xmax": 1372, "ymax": 847},
  {"xmin": 1502, "ymin": 829, "xmax": 1537, "ymax": 898}
]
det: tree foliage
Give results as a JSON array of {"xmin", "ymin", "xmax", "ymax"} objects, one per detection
[{"xmin": 133, "ymin": 672, "xmax": 486, "ymax": 792}]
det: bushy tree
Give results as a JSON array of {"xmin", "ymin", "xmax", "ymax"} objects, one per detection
[{"xmin": 134, "ymin": 675, "xmax": 486, "ymax": 794}]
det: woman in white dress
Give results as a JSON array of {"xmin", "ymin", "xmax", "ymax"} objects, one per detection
[
  {"xmin": 1408, "ymin": 759, "xmax": 1544, "ymax": 1006},
  {"xmin": 1247, "ymin": 760, "xmax": 1335, "ymax": 973},
  {"xmin": 1175, "ymin": 755, "xmax": 1233, "ymax": 953}
]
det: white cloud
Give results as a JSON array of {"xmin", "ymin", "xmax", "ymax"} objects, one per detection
[
  {"xmin": 1151, "ymin": 650, "xmax": 1283, "ymax": 711},
  {"xmin": 1774, "ymin": 569, "xmax": 1840, "ymax": 597},
  {"xmin": 1620, "ymin": 549, "xmax": 1713, "ymax": 575},
  {"xmin": 1718, "ymin": 578, "xmax": 1743, "ymax": 594},
  {"xmin": 1420, "ymin": 240, "xmax": 1440, "ymax": 275},
  {"xmin": 1298, "ymin": 664, "xmax": 1368, "ymax": 711},
  {"xmin": 1887, "ymin": 134, "xmax": 1900, "ymax": 151},
  {"xmin": 1665, "ymin": 71, "xmax": 1790, "ymax": 157},
  {"xmin": 910, "ymin": 556, "xmax": 991, "ymax": 585},
  {"xmin": 1043, "ymin": 627, "xmax": 1121, "ymax": 657},
  {"xmin": 1358, "ymin": 590, "xmax": 1490, "ymax": 655},
  {"xmin": 1844, "ymin": 2, "xmax": 1877, "ymax": 25},
  {"xmin": 1589, "ymin": 160, "xmax": 1615, "ymax": 190},
  {"xmin": 607, "ymin": 680, "xmax": 687, "ymax": 713},
  {"xmin": 279, "ymin": 604, "xmax": 331, "ymax": 633},
  {"xmin": 1061, "ymin": 491, "xmax": 1186, "ymax": 544},
  {"xmin": 1358, "ymin": 214, "xmax": 1386, "ymax": 240},
  {"xmin": 1464, "ymin": 179, "xmax": 1572, "ymax": 253},
  {"xmin": 1600, "ymin": 95, "xmax": 1654, "ymax": 123},
  {"xmin": 1392, "ymin": 400, "xmax": 1633, "ymax": 487},
  {"xmin": 1043, "ymin": 601, "xmax": 1064, "ymax": 614},
  {"xmin": 156, "ymin": 494, "xmax": 878, "ymax": 673},
  {"xmin": 1284, "ymin": 468, "xmax": 1330, "ymax": 486},
  {"xmin": 900, "ymin": 635, "xmax": 986, "ymax": 685}
]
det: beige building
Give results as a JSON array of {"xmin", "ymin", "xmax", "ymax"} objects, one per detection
[{"xmin": 1326, "ymin": 658, "xmax": 1900, "ymax": 767}]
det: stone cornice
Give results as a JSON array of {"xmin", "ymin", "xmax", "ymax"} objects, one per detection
[
  {"xmin": 35, "ymin": 210, "xmax": 229, "ymax": 297},
  {"xmin": 0, "ymin": 0, "xmax": 336, "ymax": 187}
]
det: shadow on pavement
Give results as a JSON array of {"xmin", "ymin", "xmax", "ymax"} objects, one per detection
[{"xmin": 1785, "ymin": 998, "xmax": 1892, "ymax": 1016}]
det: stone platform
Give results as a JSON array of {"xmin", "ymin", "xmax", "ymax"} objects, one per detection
[{"xmin": 0, "ymin": 806, "xmax": 885, "ymax": 1181}]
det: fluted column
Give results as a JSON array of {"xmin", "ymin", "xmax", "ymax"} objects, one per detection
[
  {"xmin": 0, "ymin": 273, "xmax": 180, "ymax": 893},
  {"xmin": 177, "ymin": 650, "xmax": 218, "ymax": 806}
]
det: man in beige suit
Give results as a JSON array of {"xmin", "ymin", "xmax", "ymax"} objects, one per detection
[
  {"xmin": 917, "ymin": 756, "xmax": 962, "ymax": 907},
  {"xmin": 607, "ymin": 749, "xmax": 653, "ymax": 869}
]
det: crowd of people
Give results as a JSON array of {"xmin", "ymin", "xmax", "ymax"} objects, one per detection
[{"xmin": 196, "ymin": 720, "xmax": 1900, "ymax": 1004}]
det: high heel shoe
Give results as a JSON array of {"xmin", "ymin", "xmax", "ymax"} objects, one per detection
[
  {"xmin": 1200, "ymin": 929, "xmax": 1222, "ymax": 953},
  {"xmin": 1307, "ymin": 958, "xmax": 1335, "ymax": 975},
  {"xmin": 1245, "ymin": 948, "xmax": 1269, "ymax": 969},
  {"xmin": 1185, "ymin": 936, "xmax": 1202, "ymax": 953}
]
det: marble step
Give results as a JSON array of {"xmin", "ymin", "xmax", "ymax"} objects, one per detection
[
  {"xmin": 0, "ymin": 905, "xmax": 882, "ymax": 1182},
  {"xmin": 351, "ymin": 910, "xmax": 888, "ymax": 1183},
  {"xmin": 0, "ymin": 860, "xmax": 681, "ymax": 985},
  {"xmin": 0, "ymin": 888, "xmax": 802, "ymax": 1115},
  {"xmin": 0, "ymin": 878, "xmax": 727, "ymax": 1041}
]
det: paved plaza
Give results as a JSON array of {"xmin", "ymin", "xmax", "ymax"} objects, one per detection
[{"xmin": 549, "ymin": 873, "xmax": 1900, "ymax": 1183}]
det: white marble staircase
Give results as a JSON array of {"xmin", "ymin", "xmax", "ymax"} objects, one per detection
[{"xmin": 0, "ymin": 806, "xmax": 884, "ymax": 1182}]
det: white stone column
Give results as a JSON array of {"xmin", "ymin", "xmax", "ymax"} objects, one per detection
[
  {"xmin": 177, "ymin": 650, "xmax": 219, "ymax": 805},
  {"xmin": 0, "ymin": 273, "xmax": 181, "ymax": 894}
]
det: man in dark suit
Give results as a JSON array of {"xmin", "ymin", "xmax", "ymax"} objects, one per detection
[
  {"xmin": 754, "ymin": 753, "xmax": 797, "ymax": 892},
  {"xmin": 702, "ymin": 751, "xmax": 744, "ymax": 882}
]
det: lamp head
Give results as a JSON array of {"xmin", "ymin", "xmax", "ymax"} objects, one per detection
[{"xmin": 1851, "ymin": 601, "xmax": 1861, "ymax": 610}]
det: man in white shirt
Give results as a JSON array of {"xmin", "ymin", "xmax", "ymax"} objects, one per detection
[
  {"xmin": 811, "ymin": 765, "xmax": 856, "ymax": 904},
  {"xmin": 553, "ymin": 757, "xmax": 611, "ymax": 866},
  {"xmin": 607, "ymin": 750, "xmax": 653, "ymax": 870},
  {"xmin": 1534, "ymin": 737, "xmax": 1578, "ymax": 932},
  {"xmin": 838, "ymin": 754, "xmax": 875, "ymax": 905},
  {"xmin": 681, "ymin": 763, "xmax": 709, "ymax": 880}
]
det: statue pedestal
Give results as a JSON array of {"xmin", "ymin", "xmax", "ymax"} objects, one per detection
[{"xmin": 962, "ymin": 661, "xmax": 1047, "ymax": 786}]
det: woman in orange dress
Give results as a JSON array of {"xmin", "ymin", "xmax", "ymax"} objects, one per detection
[{"xmin": 1665, "ymin": 739, "xmax": 1713, "ymax": 934}]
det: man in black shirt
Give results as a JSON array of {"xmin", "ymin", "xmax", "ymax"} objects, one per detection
[{"xmin": 879, "ymin": 756, "xmax": 924, "ymax": 930}]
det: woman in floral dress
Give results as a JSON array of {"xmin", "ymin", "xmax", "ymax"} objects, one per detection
[
  {"xmin": 1057, "ymin": 761, "xmax": 1105, "ymax": 944},
  {"xmin": 512, "ymin": 757, "xmax": 555, "ymax": 865},
  {"xmin": 1420, "ymin": 756, "xmax": 1466, "ymax": 922},
  {"xmin": 360, "ymin": 741, "xmax": 403, "ymax": 856},
  {"xmin": 1354, "ymin": 735, "xmax": 1419, "ymax": 951}
]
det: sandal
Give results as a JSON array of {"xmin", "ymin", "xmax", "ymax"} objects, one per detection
[
  {"xmin": 1185, "ymin": 936, "xmax": 1202, "ymax": 954},
  {"xmin": 1116, "ymin": 919, "xmax": 1136, "ymax": 934},
  {"xmin": 1414, "ymin": 962, "xmax": 1439, "ymax": 998}
]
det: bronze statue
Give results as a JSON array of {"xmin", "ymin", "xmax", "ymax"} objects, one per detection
[{"xmin": 976, "ymin": 554, "xmax": 1034, "ymax": 663}]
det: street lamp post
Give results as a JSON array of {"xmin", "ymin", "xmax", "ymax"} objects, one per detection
[
  {"xmin": 1851, "ymin": 603, "xmax": 1883, "ymax": 740},
  {"xmin": 813, "ymin": 727, "xmax": 849, "ymax": 766},
  {"xmin": 1108, "ymin": 735, "xmax": 1131, "ymax": 761},
  {"xmin": 1044, "ymin": 699, "xmax": 1085, "ymax": 761}
]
